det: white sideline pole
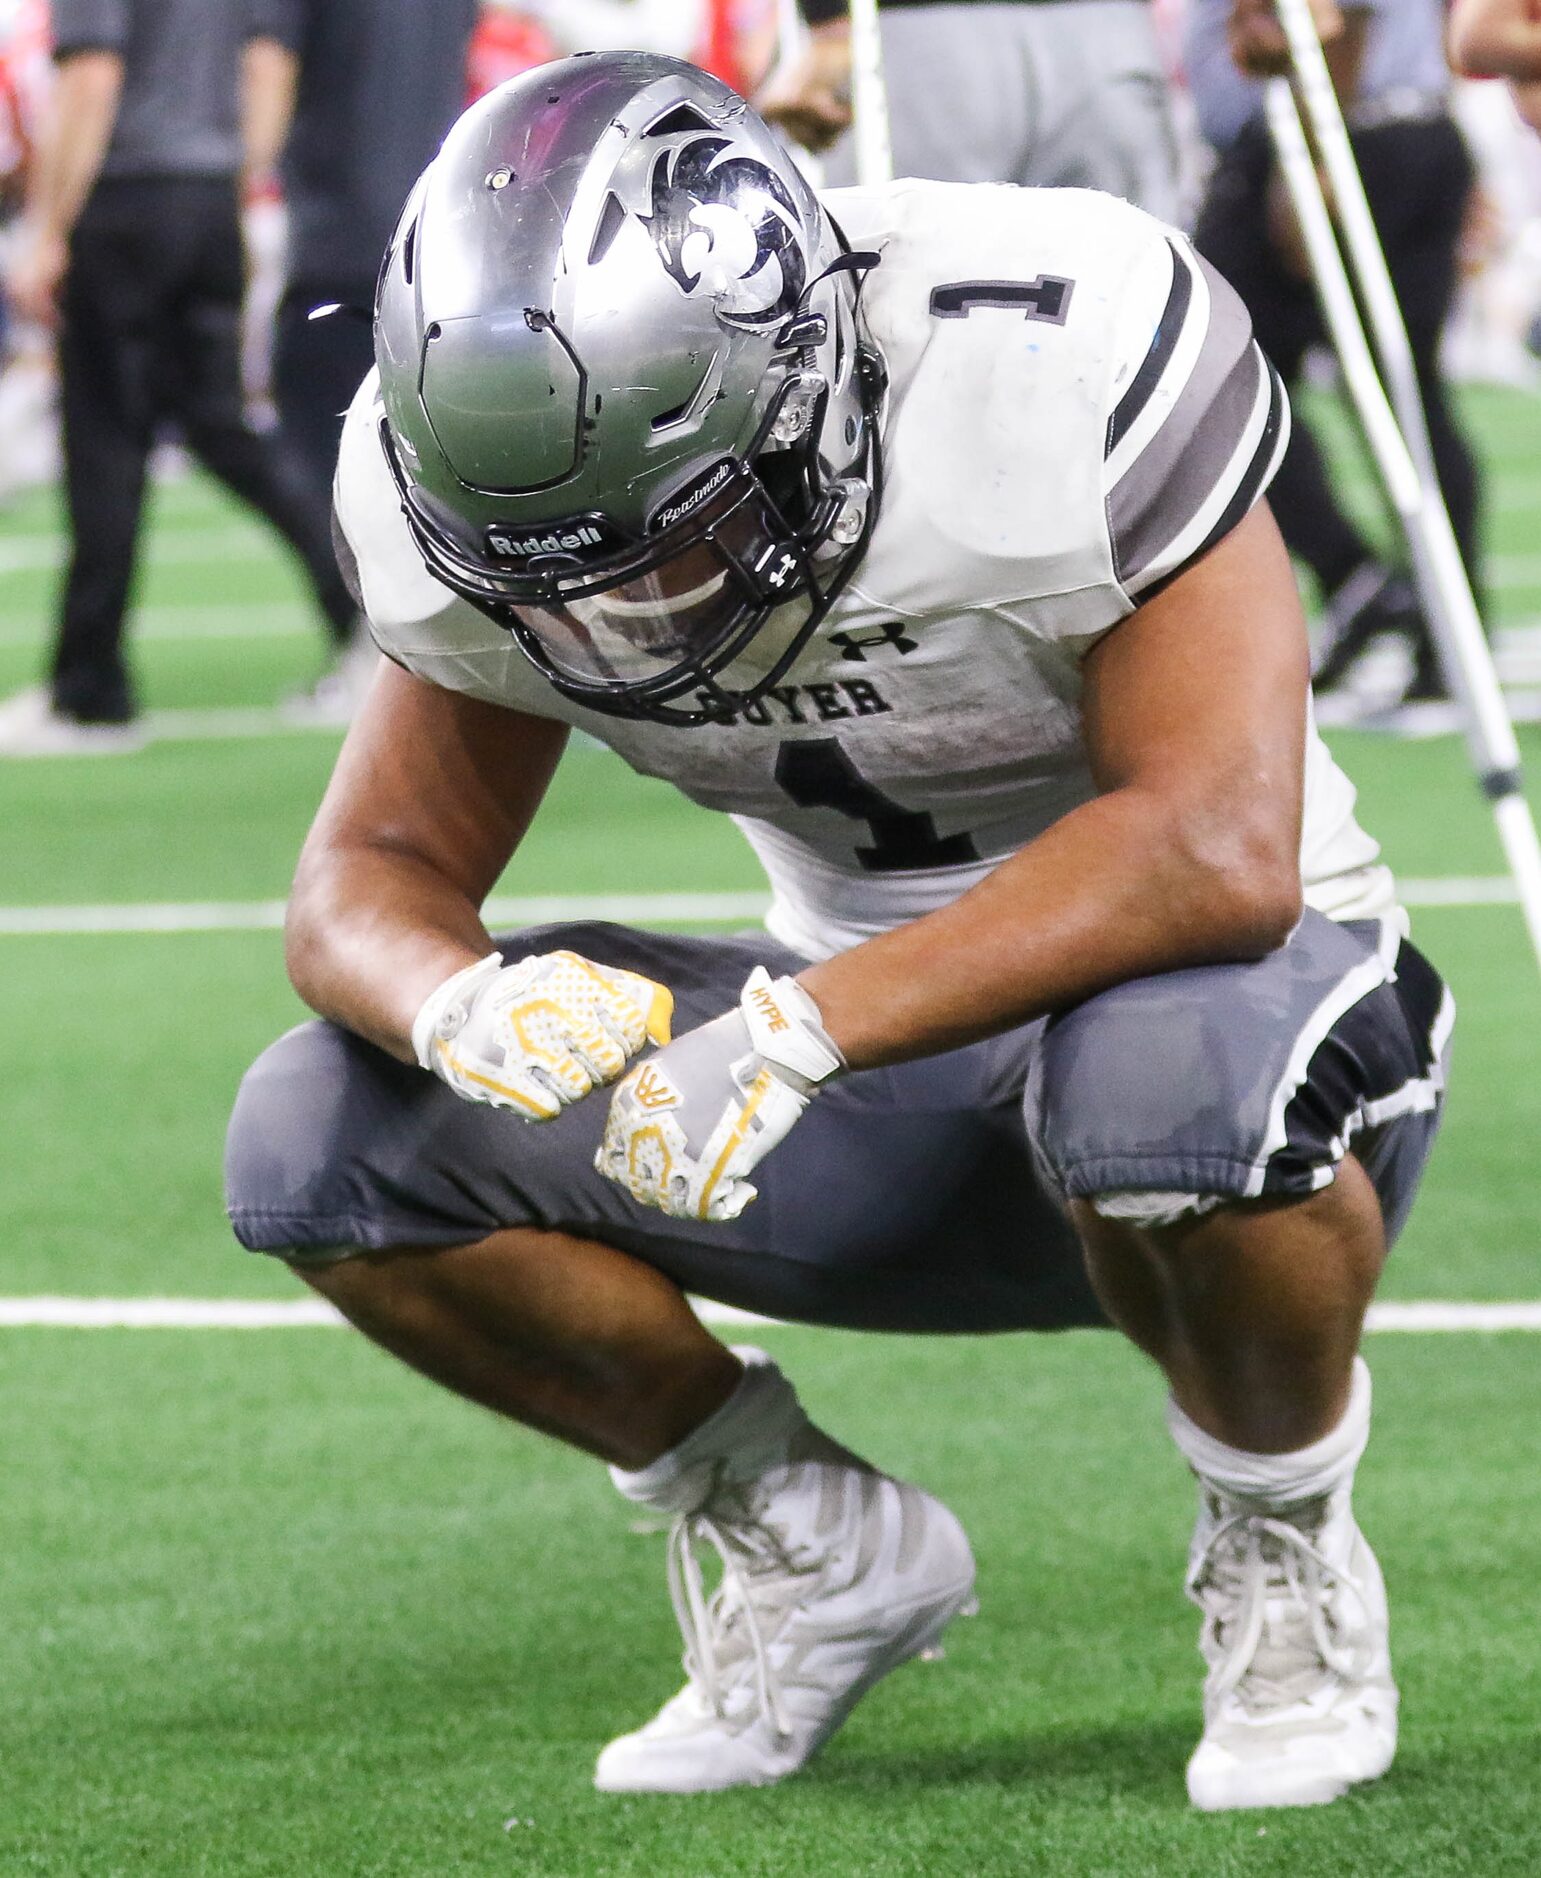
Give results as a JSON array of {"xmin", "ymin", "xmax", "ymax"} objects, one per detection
[
  {"xmin": 848, "ymin": 0, "xmax": 894, "ymax": 186},
  {"xmin": 1264, "ymin": 2, "xmax": 1541, "ymax": 973}
]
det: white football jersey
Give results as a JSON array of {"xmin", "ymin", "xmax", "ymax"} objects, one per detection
[{"xmin": 334, "ymin": 179, "xmax": 1394, "ymax": 959}]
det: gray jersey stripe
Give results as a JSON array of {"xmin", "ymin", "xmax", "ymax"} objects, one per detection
[
  {"xmin": 1106, "ymin": 239, "xmax": 1193, "ymax": 455},
  {"xmin": 1167, "ymin": 361, "xmax": 1290, "ymax": 586},
  {"xmin": 1108, "ymin": 337, "xmax": 1266, "ymax": 589},
  {"xmin": 1122, "ymin": 357, "xmax": 1286, "ymax": 599}
]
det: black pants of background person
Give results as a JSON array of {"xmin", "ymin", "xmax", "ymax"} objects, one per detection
[
  {"xmin": 1194, "ymin": 113, "xmax": 1479, "ymax": 693},
  {"xmin": 272, "ymin": 279, "xmax": 375, "ymax": 530},
  {"xmin": 53, "ymin": 176, "xmax": 356, "ymax": 724}
]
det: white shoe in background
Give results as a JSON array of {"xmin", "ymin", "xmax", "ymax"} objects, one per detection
[
  {"xmin": 594, "ymin": 1351, "xmax": 977, "ymax": 1794},
  {"xmin": 0, "ymin": 687, "xmax": 144, "ymax": 757},
  {"xmin": 1185, "ymin": 1481, "xmax": 1398, "ymax": 1810},
  {"xmin": 279, "ymin": 630, "xmax": 379, "ymax": 728}
]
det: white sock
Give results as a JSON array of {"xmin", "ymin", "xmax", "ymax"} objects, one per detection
[
  {"xmin": 1166, "ymin": 1356, "xmax": 1372, "ymax": 1509},
  {"xmin": 609, "ymin": 1346, "xmax": 804, "ymax": 1514}
]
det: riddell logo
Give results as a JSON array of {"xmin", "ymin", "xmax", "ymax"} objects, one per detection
[
  {"xmin": 749, "ymin": 985, "xmax": 789, "ymax": 1034},
  {"xmin": 487, "ymin": 524, "xmax": 605, "ymax": 559},
  {"xmin": 630, "ymin": 1066, "xmax": 679, "ymax": 1112}
]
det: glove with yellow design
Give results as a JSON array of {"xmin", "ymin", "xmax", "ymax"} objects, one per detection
[
  {"xmin": 412, "ymin": 949, "xmax": 673, "ymax": 1121},
  {"xmin": 595, "ymin": 966, "xmax": 845, "ymax": 1222}
]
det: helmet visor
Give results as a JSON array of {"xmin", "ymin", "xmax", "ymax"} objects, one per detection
[{"xmin": 511, "ymin": 475, "xmax": 810, "ymax": 690}]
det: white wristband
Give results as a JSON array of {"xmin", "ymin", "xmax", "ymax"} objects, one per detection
[
  {"xmin": 411, "ymin": 951, "xmax": 505, "ymax": 1073},
  {"xmin": 740, "ymin": 967, "xmax": 846, "ymax": 1087}
]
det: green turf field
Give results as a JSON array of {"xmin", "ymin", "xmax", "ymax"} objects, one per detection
[{"xmin": 1, "ymin": 390, "xmax": 1539, "ymax": 1874}]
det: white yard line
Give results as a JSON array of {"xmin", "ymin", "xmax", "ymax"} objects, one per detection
[
  {"xmin": 0, "ymin": 900, "xmax": 292, "ymax": 935},
  {"xmin": 0, "ymin": 879, "xmax": 1521, "ymax": 939},
  {"xmin": 0, "ymin": 698, "xmax": 1525, "ymax": 748},
  {"xmin": 0, "ymin": 1296, "xmax": 1534, "ymax": 1331},
  {"xmin": 138, "ymin": 706, "xmax": 339, "ymax": 741},
  {"xmin": 0, "ymin": 891, "xmax": 775, "ymax": 937},
  {"xmin": 0, "ymin": 691, "xmax": 1534, "ymax": 754},
  {"xmin": 1398, "ymin": 875, "xmax": 1523, "ymax": 905},
  {"xmin": 1365, "ymin": 1302, "xmax": 1541, "ymax": 1332},
  {"xmin": 0, "ymin": 1298, "xmax": 774, "ymax": 1331},
  {"xmin": 0, "ymin": 525, "xmax": 271, "ymax": 577},
  {"xmin": 0, "ymin": 603, "xmax": 315, "ymax": 646}
]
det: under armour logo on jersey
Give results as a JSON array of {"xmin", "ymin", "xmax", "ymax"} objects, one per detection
[{"xmin": 828, "ymin": 622, "xmax": 919, "ymax": 663}]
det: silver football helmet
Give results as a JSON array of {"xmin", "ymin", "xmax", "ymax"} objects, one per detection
[{"xmin": 374, "ymin": 51, "xmax": 883, "ymax": 725}]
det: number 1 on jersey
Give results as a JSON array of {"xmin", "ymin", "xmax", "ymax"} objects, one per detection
[
  {"xmin": 775, "ymin": 739, "xmax": 980, "ymax": 874},
  {"xmin": 929, "ymin": 277, "xmax": 1075, "ymax": 325}
]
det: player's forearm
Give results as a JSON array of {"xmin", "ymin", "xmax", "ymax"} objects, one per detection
[
  {"xmin": 26, "ymin": 50, "xmax": 123, "ymax": 241},
  {"xmin": 285, "ymin": 844, "xmax": 497, "ymax": 1063},
  {"xmin": 240, "ymin": 36, "xmax": 298, "ymax": 191},
  {"xmin": 1449, "ymin": 0, "xmax": 1541, "ymax": 79},
  {"xmin": 797, "ymin": 786, "xmax": 1302, "ymax": 1070}
]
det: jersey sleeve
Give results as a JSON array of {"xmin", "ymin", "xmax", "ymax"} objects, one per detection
[
  {"xmin": 1102, "ymin": 232, "xmax": 1290, "ymax": 600},
  {"xmin": 332, "ymin": 370, "xmax": 465, "ymax": 638},
  {"xmin": 331, "ymin": 370, "xmax": 582, "ymax": 717}
]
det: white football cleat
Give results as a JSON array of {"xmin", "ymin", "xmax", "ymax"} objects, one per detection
[
  {"xmin": 0, "ymin": 686, "xmax": 143, "ymax": 756},
  {"xmin": 595, "ymin": 1358, "xmax": 976, "ymax": 1794},
  {"xmin": 278, "ymin": 628, "xmax": 379, "ymax": 728},
  {"xmin": 1184, "ymin": 1481, "xmax": 1398, "ymax": 1811}
]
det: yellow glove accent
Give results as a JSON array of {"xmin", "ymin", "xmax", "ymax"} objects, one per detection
[{"xmin": 414, "ymin": 949, "xmax": 673, "ymax": 1120}]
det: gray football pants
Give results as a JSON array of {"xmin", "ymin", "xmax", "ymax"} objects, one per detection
[
  {"xmin": 226, "ymin": 910, "xmax": 1451, "ymax": 1336},
  {"xmin": 819, "ymin": 0, "xmax": 1181, "ymax": 221}
]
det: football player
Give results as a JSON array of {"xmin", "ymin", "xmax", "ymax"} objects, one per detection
[{"xmin": 226, "ymin": 53, "xmax": 1453, "ymax": 1809}]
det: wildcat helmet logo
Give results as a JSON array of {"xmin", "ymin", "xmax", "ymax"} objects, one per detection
[{"xmin": 639, "ymin": 135, "xmax": 807, "ymax": 334}]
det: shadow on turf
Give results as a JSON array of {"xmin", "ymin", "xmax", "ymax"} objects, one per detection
[
  {"xmin": 805, "ymin": 1724, "xmax": 1531, "ymax": 1844},
  {"xmin": 814, "ymin": 1716, "xmax": 1196, "ymax": 1801}
]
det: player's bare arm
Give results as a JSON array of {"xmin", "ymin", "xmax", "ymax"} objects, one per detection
[
  {"xmin": 285, "ymin": 663, "xmax": 568, "ymax": 1058},
  {"xmin": 1448, "ymin": 0, "xmax": 1541, "ymax": 81},
  {"xmin": 755, "ymin": 18, "xmax": 854, "ymax": 153},
  {"xmin": 9, "ymin": 47, "xmax": 123, "ymax": 328},
  {"xmin": 597, "ymin": 505, "xmax": 1308, "ymax": 1223},
  {"xmin": 797, "ymin": 503, "xmax": 1307, "ymax": 1068}
]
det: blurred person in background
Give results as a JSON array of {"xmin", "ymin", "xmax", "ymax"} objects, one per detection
[
  {"xmin": 1188, "ymin": 0, "xmax": 1481, "ymax": 718},
  {"xmin": 0, "ymin": 0, "xmax": 47, "ymax": 220},
  {"xmin": 518, "ymin": 0, "xmax": 707, "ymax": 67},
  {"xmin": 1449, "ymin": 0, "xmax": 1541, "ymax": 129},
  {"xmin": 263, "ymin": 0, "xmax": 479, "ymax": 721},
  {"xmin": 758, "ymin": 0, "xmax": 1181, "ymax": 218},
  {"xmin": 515, "ymin": 0, "xmax": 779, "ymax": 90},
  {"xmin": 468, "ymin": 3, "xmax": 559, "ymax": 99},
  {"xmin": 0, "ymin": 1, "xmax": 37, "ymax": 376},
  {"xmin": 0, "ymin": 2, "xmax": 64, "ymax": 503},
  {"xmin": 694, "ymin": 0, "xmax": 782, "ymax": 93},
  {"xmin": 0, "ymin": 0, "xmax": 359, "ymax": 755}
]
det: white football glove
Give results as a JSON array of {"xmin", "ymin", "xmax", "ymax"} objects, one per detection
[
  {"xmin": 412, "ymin": 949, "xmax": 673, "ymax": 1121},
  {"xmin": 595, "ymin": 966, "xmax": 844, "ymax": 1222}
]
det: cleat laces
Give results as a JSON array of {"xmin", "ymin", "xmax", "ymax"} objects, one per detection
[
  {"xmin": 664, "ymin": 1478, "xmax": 821, "ymax": 1745},
  {"xmin": 1190, "ymin": 1503, "xmax": 1376, "ymax": 1716}
]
